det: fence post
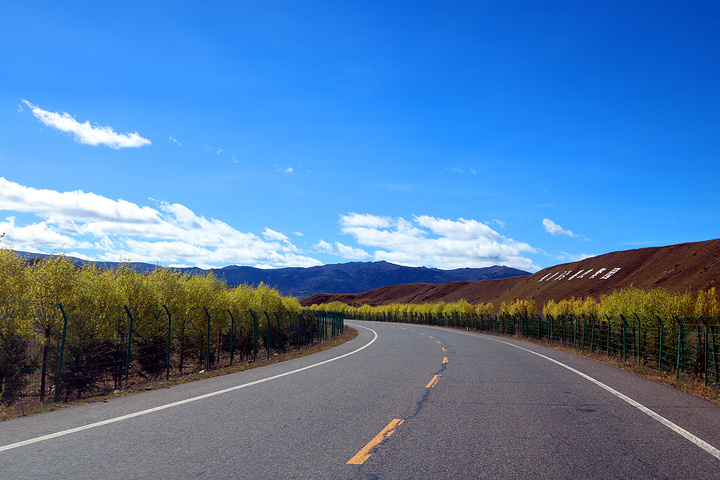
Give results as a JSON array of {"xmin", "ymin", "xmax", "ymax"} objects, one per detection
[
  {"xmin": 287, "ymin": 311, "xmax": 292, "ymax": 350},
  {"xmin": 548, "ymin": 314, "xmax": 554, "ymax": 343},
  {"xmin": 275, "ymin": 312, "xmax": 281, "ymax": 351},
  {"xmin": 228, "ymin": 310, "xmax": 235, "ymax": 366},
  {"xmin": 53, "ymin": 304, "xmax": 70, "ymax": 403},
  {"xmin": 702, "ymin": 317, "xmax": 709, "ymax": 387},
  {"xmin": 202, "ymin": 307, "xmax": 211, "ymax": 371},
  {"xmin": 658, "ymin": 317, "xmax": 664, "ymax": 373},
  {"xmin": 250, "ymin": 311, "xmax": 258, "ymax": 362},
  {"xmin": 572, "ymin": 315, "xmax": 577, "ymax": 348},
  {"xmin": 634, "ymin": 313, "xmax": 642, "ymax": 362},
  {"xmin": 163, "ymin": 305, "xmax": 172, "ymax": 381},
  {"xmin": 605, "ymin": 315, "xmax": 612, "ymax": 356},
  {"xmin": 620, "ymin": 314, "xmax": 627, "ymax": 361},
  {"xmin": 264, "ymin": 311, "xmax": 272, "ymax": 360},
  {"xmin": 676, "ymin": 317, "xmax": 683, "ymax": 379},
  {"xmin": 123, "ymin": 305, "xmax": 135, "ymax": 387}
]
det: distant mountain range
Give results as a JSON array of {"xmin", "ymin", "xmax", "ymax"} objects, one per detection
[
  {"xmin": 13, "ymin": 251, "xmax": 530, "ymax": 298},
  {"xmin": 300, "ymin": 238, "xmax": 720, "ymax": 308}
]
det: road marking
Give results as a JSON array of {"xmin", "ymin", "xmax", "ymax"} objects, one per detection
[
  {"xmin": 442, "ymin": 357, "xmax": 448, "ymax": 364},
  {"xmin": 428, "ymin": 335, "xmax": 434, "ymax": 339},
  {"xmin": 426, "ymin": 374, "xmax": 441, "ymax": 388},
  {"xmin": 442, "ymin": 347, "xmax": 447, "ymax": 352},
  {"xmin": 491, "ymin": 337, "xmax": 720, "ymax": 461},
  {"xmin": 347, "ymin": 419, "xmax": 404, "ymax": 465},
  {"xmin": 0, "ymin": 324, "xmax": 379, "ymax": 454},
  {"xmin": 436, "ymin": 340, "xmax": 442, "ymax": 344}
]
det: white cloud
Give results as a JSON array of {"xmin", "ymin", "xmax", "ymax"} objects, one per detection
[
  {"xmin": 22, "ymin": 100, "xmax": 151, "ymax": 149},
  {"xmin": 556, "ymin": 252, "xmax": 596, "ymax": 262},
  {"xmin": 542, "ymin": 218, "xmax": 588, "ymax": 240},
  {"xmin": 339, "ymin": 212, "xmax": 393, "ymax": 229},
  {"xmin": 335, "ymin": 242, "xmax": 371, "ymax": 260},
  {"xmin": 262, "ymin": 227, "xmax": 289, "ymax": 242},
  {"xmin": 0, "ymin": 177, "xmax": 322, "ymax": 269},
  {"xmin": 274, "ymin": 165, "xmax": 294, "ymax": 174},
  {"xmin": 487, "ymin": 219, "xmax": 505, "ymax": 229},
  {"xmin": 169, "ymin": 136, "xmax": 182, "ymax": 146},
  {"xmin": 338, "ymin": 213, "xmax": 537, "ymax": 270},
  {"xmin": 315, "ymin": 240, "xmax": 334, "ymax": 254},
  {"xmin": 313, "ymin": 239, "xmax": 371, "ymax": 261}
]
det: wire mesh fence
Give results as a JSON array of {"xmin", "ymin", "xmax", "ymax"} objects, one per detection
[
  {"xmin": 0, "ymin": 302, "xmax": 345, "ymax": 409},
  {"xmin": 350, "ymin": 310, "xmax": 720, "ymax": 390}
]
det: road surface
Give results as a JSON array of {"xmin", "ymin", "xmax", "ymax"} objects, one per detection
[{"xmin": 1, "ymin": 321, "xmax": 719, "ymax": 479}]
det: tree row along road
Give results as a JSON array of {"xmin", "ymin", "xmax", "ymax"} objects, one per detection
[{"xmin": 1, "ymin": 321, "xmax": 719, "ymax": 479}]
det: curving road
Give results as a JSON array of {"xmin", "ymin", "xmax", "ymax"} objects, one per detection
[{"xmin": 1, "ymin": 321, "xmax": 719, "ymax": 479}]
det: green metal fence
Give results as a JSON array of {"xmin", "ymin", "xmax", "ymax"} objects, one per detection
[
  {"xmin": 0, "ymin": 302, "xmax": 345, "ymax": 407},
  {"xmin": 350, "ymin": 311, "xmax": 720, "ymax": 389}
]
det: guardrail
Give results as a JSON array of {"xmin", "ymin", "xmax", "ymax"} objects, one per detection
[
  {"xmin": 350, "ymin": 311, "xmax": 720, "ymax": 389},
  {"xmin": 0, "ymin": 303, "xmax": 344, "ymax": 408}
]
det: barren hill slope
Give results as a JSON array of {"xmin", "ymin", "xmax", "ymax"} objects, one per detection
[{"xmin": 300, "ymin": 238, "xmax": 720, "ymax": 308}]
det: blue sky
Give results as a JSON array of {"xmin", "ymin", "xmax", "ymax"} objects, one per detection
[{"xmin": 1, "ymin": 1, "xmax": 718, "ymax": 272}]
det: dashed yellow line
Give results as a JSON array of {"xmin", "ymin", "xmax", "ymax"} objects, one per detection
[
  {"xmin": 347, "ymin": 419, "xmax": 404, "ymax": 465},
  {"xmin": 442, "ymin": 347, "xmax": 447, "ymax": 352},
  {"xmin": 436, "ymin": 340, "xmax": 442, "ymax": 345},
  {"xmin": 443, "ymin": 357, "xmax": 448, "ymax": 364},
  {"xmin": 426, "ymin": 374, "xmax": 442, "ymax": 388}
]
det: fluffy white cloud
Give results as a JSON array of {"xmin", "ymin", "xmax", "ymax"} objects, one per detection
[
  {"xmin": 22, "ymin": 100, "xmax": 151, "ymax": 149},
  {"xmin": 0, "ymin": 178, "xmax": 321, "ymax": 268},
  {"xmin": 262, "ymin": 227, "xmax": 290, "ymax": 242},
  {"xmin": 340, "ymin": 212, "xmax": 393, "ymax": 229},
  {"xmin": 335, "ymin": 242, "xmax": 371, "ymax": 260},
  {"xmin": 313, "ymin": 240, "xmax": 370, "ymax": 260},
  {"xmin": 542, "ymin": 218, "xmax": 588, "ymax": 241},
  {"xmin": 338, "ymin": 213, "xmax": 537, "ymax": 270}
]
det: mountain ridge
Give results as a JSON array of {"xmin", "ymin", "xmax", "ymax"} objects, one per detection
[
  {"xmin": 10, "ymin": 251, "xmax": 529, "ymax": 298},
  {"xmin": 299, "ymin": 238, "xmax": 720, "ymax": 309}
]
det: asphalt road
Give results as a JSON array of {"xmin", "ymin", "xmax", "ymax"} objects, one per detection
[{"xmin": 1, "ymin": 321, "xmax": 719, "ymax": 479}]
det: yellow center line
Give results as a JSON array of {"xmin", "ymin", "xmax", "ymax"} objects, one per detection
[
  {"xmin": 443, "ymin": 357, "xmax": 448, "ymax": 364},
  {"xmin": 428, "ymin": 335, "xmax": 433, "ymax": 339},
  {"xmin": 420, "ymin": 333, "xmax": 425, "ymax": 336},
  {"xmin": 436, "ymin": 340, "xmax": 442, "ymax": 344},
  {"xmin": 442, "ymin": 347, "xmax": 447, "ymax": 352},
  {"xmin": 411, "ymin": 329, "xmax": 416, "ymax": 332},
  {"xmin": 426, "ymin": 374, "xmax": 441, "ymax": 388},
  {"xmin": 347, "ymin": 419, "xmax": 404, "ymax": 465}
]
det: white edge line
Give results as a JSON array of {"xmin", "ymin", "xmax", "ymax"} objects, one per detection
[
  {"xmin": 410, "ymin": 324, "xmax": 720, "ymax": 461},
  {"xmin": 487, "ymin": 335, "xmax": 720, "ymax": 461},
  {"xmin": 0, "ymin": 323, "xmax": 378, "ymax": 453}
]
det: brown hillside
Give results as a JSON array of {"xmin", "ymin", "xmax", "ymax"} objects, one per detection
[{"xmin": 300, "ymin": 238, "xmax": 720, "ymax": 309}]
